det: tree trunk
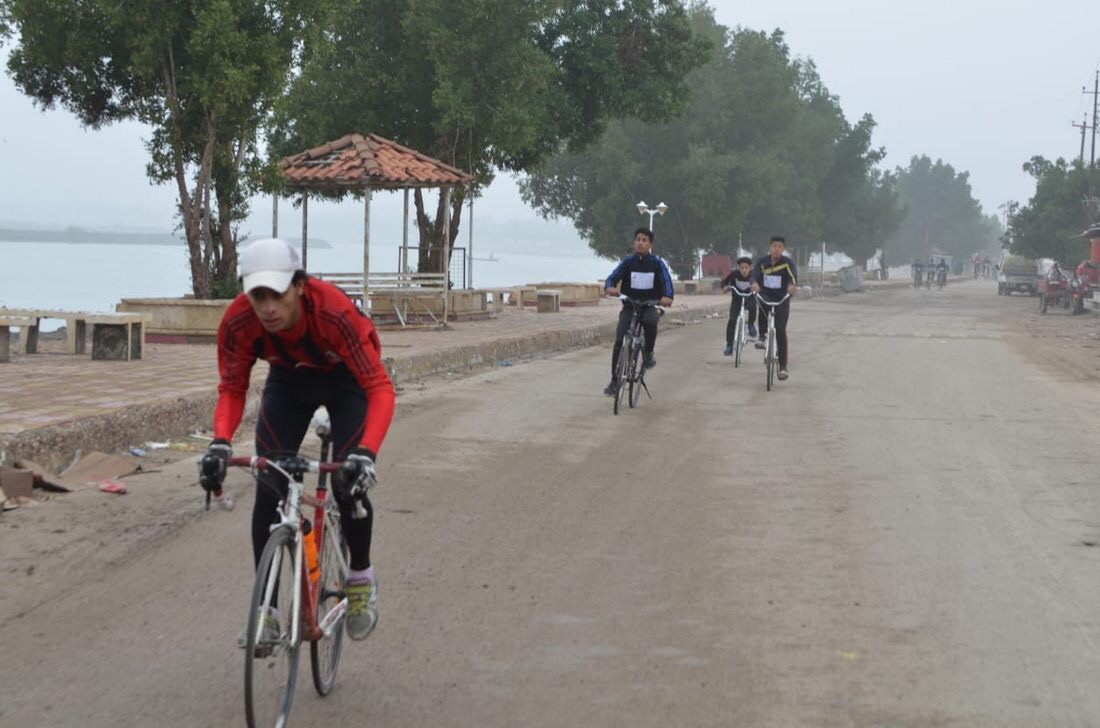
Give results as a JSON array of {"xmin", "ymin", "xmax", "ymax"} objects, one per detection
[{"xmin": 412, "ymin": 188, "xmax": 465, "ymax": 278}]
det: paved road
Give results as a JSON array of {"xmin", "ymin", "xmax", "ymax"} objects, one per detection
[{"xmin": 2, "ymin": 280, "xmax": 1099, "ymax": 727}]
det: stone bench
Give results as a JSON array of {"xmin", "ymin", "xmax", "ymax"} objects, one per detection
[
  {"xmin": 0, "ymin": 310, "xmax": 146, "ymax": 362},
  {"xmin": 86, "ymin": 314, "xmax": 146, "ymax": 361},
  {"xmin": 0, "ymin": 315, "xmax": 37, "ymax": 363},
  {"xmin": 478, "ymin": 288, "xmax": 515, "ymax": 315},
  {"xmin": 536, "ymin": 289, "xmax": 561, "ymax": 313}
]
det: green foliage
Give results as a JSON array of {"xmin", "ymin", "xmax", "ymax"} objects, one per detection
[
  {"xmin": 520, "ymin": 6, "xmax": 902, "ymax": 277},
  {"xmin": 1007, "ymin": 156, "xmax": 1091, "ymax": 264},
  {"xmin": 270, "ymin": 0, "xmax": 708, "ymax": 270},
  {"xmin": 4, "ymin": 0, "xmax": 321, "ymax": 297},
  {"xmin": 886, "ymin": 155, "xmax": 998, "ymax": 262}
]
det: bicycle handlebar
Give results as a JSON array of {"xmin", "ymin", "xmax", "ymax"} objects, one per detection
[
  {"xmin": 619, "ymin": 295, "xmax": 664, "ymax": 307},
  {"xmin": 753, "ymin": 292, "xmax": 792, "ymax": 307},
  {"xmin": 228, "ymin": 455, "xmax": 343, "ymax": 475},
  {"xmin": 730, "ymin": 288, "xmax": 754, "ymax": 298}
]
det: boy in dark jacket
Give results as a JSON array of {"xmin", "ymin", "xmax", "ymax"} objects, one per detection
[
  {"xmin": 602, "ymin": 227, "xmax": 675, "ymax": 395},
  {"xmin": 720, "ymin": 256, "xmax": 757, "ymax": 355}
]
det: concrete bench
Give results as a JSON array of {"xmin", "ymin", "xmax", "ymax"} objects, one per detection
[
  {"xmin": 0, "ymin": 315, "xmax": 37, "ymax": 363},
  {"xmin": 478, "ymin": 288, "xmax": 514, "ymax": 315},
  {"xmin": 0, "ymin": 310, "xmax": 146, "ymax": 361},
  {"xmin": 536, "ymin": 289, "xmax": 561, "ymax": 313},
  {"xmin": 87, "ymin": 314, "xmax": 146, "ymax": 361}
]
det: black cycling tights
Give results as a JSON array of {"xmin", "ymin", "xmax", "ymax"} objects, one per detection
[{"xmin": 252, "ymin": 365, "xmax": 373, "ymax": 571}]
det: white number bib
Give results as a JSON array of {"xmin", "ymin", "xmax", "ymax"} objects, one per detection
[
  {"xmin": 764, "ymin": 274, "xmax": 783, "ymax": 290},
  {"xmin": 734, "ymin": 280, "xmax": 751, "ymax": 291},
  {"xmin": 631, "ymin": 271, "xmax": 656, "ymax": 290}
]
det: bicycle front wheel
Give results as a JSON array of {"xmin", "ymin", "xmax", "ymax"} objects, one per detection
[
  {"xmin": 765, "ymin": 331, "xmax": 776, "ymax": 391},
  {"xmin": 613, "ymin": 338, "xmax": 630, "ymax": 415},
  {"xmin": 733, "ymin": 320, "xmax": 744, "ymax": 368},
  {"xmin": 627, "ymin": 337, "xmax": 643, "ymax": 408},
  {"xmin": 311, "ymin": 513, "xmax": 349, "ymax": 696},
  {"xmin": 245, "ymin": 526, "xmax": 301, "ymax": 728}
]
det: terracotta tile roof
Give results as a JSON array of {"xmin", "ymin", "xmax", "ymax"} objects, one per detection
[{"xmin": 281, "ymin": 133, "xmax": 474, "ymax": 190}]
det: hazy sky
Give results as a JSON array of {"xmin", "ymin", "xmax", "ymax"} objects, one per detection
[{"xmin": 0, "ymin": 0, "xmax": 1097, "ymax": 241}]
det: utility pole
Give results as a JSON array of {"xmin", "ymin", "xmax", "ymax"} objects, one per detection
[
  {"xmin": 1084, "ymin": 72, "xmax": 1100, "ymax": 223},
  {"xmin": 1073, "ymin": 113, "xmax": 1090, "ymax": 166}
]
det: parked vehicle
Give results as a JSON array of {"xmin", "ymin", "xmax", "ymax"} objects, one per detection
[{"xmin": 997, "ymin": 255, "xmax": 1039, "ymax": 296}]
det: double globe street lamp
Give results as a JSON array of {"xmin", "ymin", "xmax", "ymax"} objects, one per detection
[{"xmin": 636, "ymin": 200, "xmax": 668, "ymax": 230}]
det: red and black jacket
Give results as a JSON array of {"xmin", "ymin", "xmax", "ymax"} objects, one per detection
[{"xmin": 213, "ymin": 278, "xmax": 395, "ymax": 455}]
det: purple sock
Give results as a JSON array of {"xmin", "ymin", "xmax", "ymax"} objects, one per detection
[{"xmin": 349, "ymin": 565, "xmax": 373, "ymax": 584}]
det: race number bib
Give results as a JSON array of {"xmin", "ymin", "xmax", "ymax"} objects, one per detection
[
  {"xmin": 764, "ymin": 274, "xmax": 783, "ymax": 290},
  {"xmin": 631, "ymin": 271, "xmax": 656, "ymax": 290},
  {"xmin": 734, "ymin": 280, "xmax": 751, "ymax": 291}
]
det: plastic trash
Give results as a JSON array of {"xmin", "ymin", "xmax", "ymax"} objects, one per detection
[
  {"xmin": 96, "ymin": 479, "xmax": 128, "ymax": 495},
  {"xmin": 129, "ymin": 447, "xmax": 147, "ymax": 457}
]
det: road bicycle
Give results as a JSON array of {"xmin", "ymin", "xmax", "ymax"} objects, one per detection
[
  {"xmin": 210, "ymin": 415, "xmax": 352, "ymax": 728},
  {"xmin": 729, "ymin": 288, "xmax": 754, "ymax": 368},
  {"xmin": 613, "ymin": 295, "xmax": 664, "ymax": 415},
  {"xmin": 936, "ymin": 268, "xmax": 947, "ymax": 290},
  {"xmin": 755, "ymin": 292, "xmax": 791, "ymax": 392}
]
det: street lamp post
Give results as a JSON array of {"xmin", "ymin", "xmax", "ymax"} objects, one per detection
[{"xmin": 636, "ymin": 200, "xmax": 668, "ymax": 230}]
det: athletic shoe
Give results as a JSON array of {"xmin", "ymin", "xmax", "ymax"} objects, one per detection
[
  {"xmin": 346, "ymin": 577, "xmax": 378, "ymax": 640},
  {"xmin": 777, "ymin": 369, "xmax": 789, "ymax": 381},
  {"xmin": 754, "ymin": 340, "xmax": 765, "ymax": 350},
  {"xmin": 603, "ymin": 379, "xmax": 619, "ymax": 397},
  {"xmin": 211, "ymin": 492, "xmax": 235, "ymax": 511},
  {"xmin": 642, "ymin": 352, "xmax": 656, "ymax": 369},
  {"xmin": 723, "ymin": 345, "xmax": 733, "ymax": 356},
  {"xmin": 748, "ymin": 324, "xmax": 758, "ymax": 338}
]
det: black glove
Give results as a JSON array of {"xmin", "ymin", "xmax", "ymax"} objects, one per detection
[
  {"xmin": 339, "ymin": 448, "xmax": 377, "ymax": 519},
  {"xmin": 199, "ymin": 439, "xmax": 232, "ymax": 493},
  {"xmin": 341, "ymin": 448, "xmax": 377, "ymax": 493}
]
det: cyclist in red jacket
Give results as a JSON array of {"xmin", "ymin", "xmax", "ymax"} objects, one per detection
[{"xmin": 199, "ymin": 237, "xmax": 395, "ymax": 641}]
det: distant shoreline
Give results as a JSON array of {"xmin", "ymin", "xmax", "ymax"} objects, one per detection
[{"xmin": 0, "ymin": 228, "xmax": 330, "ymax": 248}]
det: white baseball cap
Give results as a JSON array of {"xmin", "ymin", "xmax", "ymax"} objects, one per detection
[{"xmin": 239, "ymin": 238, "xmax": 302, "ymax": 294}]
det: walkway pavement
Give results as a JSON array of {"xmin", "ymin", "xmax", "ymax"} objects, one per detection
[{"xmin": 0, "ymin": 295, "xmax": 727, "ymax": 438}]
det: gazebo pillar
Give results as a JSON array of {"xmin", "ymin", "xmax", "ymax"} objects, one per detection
[
  {"xmin": 301, "ymin": 193, "xmax": 309, "ymax": 270},
  {"xmin": 401, "ymin": 188, "xmax": 410, "ymax": 277},
  {"xmin": 443, "ymin": 186, "xmax": 452, "ymax": 324},
  {"xmin": 363, "ymin": 189, "xmax": 372, "ymax": 310}
]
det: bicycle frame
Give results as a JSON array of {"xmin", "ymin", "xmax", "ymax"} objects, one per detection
[
  {"xmin": 731, "ymin": 289, "xmax": 753, "ymax": 358},
  {"xmin": 231, "ymin": 456, "xmax": 349, "ymax": 645},
  {"xmin": 755, "ymin": 292, "xmax": 791, "ymax": 390},
  {"xmin": 619, "ymin": 295, "xmax": 663, "ymax": 383}
]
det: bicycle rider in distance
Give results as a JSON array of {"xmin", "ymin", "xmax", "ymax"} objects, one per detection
[
  {"xmin": 750, "ymin": 235, "xmax": 798, "ymax": 381},
  {"xmin": 721, "ymin": 255, "xmax": 757, "ymax": 356},
  {"xmin": 602, "ymin": 227, "xmax": 674, "ymax": 396},
  {"xmin": 199, "ymin": 237, "xmax": 396, "ymax": 641}
]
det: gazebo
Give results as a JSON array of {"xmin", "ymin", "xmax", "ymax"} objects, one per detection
[{"xmin": 274, "ymin": 133, "xmax": 475, "ymax": 324}]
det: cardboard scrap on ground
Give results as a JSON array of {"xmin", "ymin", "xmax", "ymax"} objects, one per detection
[
  {"xmin": 6, "ymin": 453, "xmax": 161, "ymax": 501},
  {"xmin": 53, "ymin": 452, "xmax": 153, "ymax": 491},
  {"xmin": 1, "ymin": 468, "xmax": 37, "ymax": 510},
  {"xmin": 13, "ymin": 459, "xmax": 74, "ymax": 493}
]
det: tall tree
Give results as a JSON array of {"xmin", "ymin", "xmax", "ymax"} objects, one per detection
[
  {"xmin": 270, "ymin": 0, "xmax": 708, "ymax": 273},
  {"xmin": 1007, "ymin": 156, "xmax": 1091, "ymax": 264},
  {"xmin": 887, "ymin": 155, "xmax": 994, "ymax": 262},
  {"xmin": 3, "ymin": 0, "xmax": 321, "ymax": 298},
  {"xmin": 521, "ymin": 6, "xmax": 901, "ymax": 277}
]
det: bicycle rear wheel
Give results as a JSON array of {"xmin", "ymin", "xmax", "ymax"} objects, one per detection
[
  {"xmin": 613, "ymin": 338, "xmax": 630, "ymax": 415},
  {"xmin": 311, "ymin": 511, "xmax": 349, "ymax": 696},
  {"xmin": 245, "ymin": 526, "xmax": 300, "ymax": 728}
]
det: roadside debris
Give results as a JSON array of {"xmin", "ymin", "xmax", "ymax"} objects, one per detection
[{"xmin": 96, "ymin": 479, "xmax": 128, "ymax": 495}]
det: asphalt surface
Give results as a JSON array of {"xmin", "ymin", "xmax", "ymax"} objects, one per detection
[{"xmin": 1, "ymin": 280, "xmax": 1099, "ymax": 727}]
